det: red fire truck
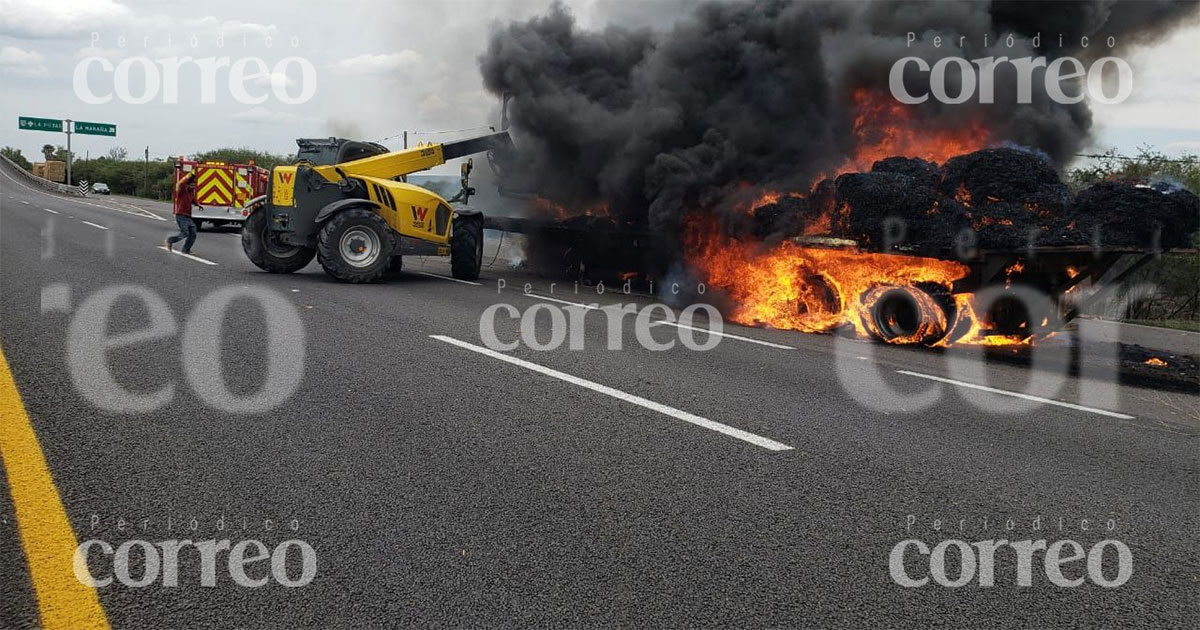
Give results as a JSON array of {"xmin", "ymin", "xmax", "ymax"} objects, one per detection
[{"xmin": 173, "ymin": 158, "xmax": 269, "ymax": 228}]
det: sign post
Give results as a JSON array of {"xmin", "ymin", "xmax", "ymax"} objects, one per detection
[
  {"xmin": 65, "ymin": 119, "xmax": 72, "ymax": 185},
  {"xmin": 18, "ymin": 117, "xmax": 117, "ymax": 186}
]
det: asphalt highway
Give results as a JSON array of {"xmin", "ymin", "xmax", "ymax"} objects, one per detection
[{"xmin": 1, "ymin": 162, "xmax": 1198, "ymax": 629}]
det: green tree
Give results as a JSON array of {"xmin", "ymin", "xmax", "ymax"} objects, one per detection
[
  {"xmin": 1069, "ymin": 147, "xmax": 1200, "ymax": 322},
  {"xmin": 51, "ymin": 145, "xmax": 75, "ymax": 163},
  {"xmin": 1, "ymin": 146, "xmax": 32, "ymax": 170},
  {"xmin": 106, "ymin": 146, "xmax": 128, "ymax": 160},
  {"xmin": 191, "ymin": 147, "xmax": 292, "ymax": 170},
  {"xmin": 1069, "ymin": 146, "xmax": 1200, "ymax": 193}
]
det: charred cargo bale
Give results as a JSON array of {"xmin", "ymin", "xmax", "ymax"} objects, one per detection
[
  {"xmin": 751, "ymin": 195, "xmax": 805, "ymax": 238},
  {"xmin": 805, "ymin": 178, "xmax": 841, "ymax": 234},
  {"xmin": 1072, "ymin": 181, "xmax": 1200, "ymax": 249},
  {"xmin": 918, "ymin": 196, "xmax": 972, "ymax": 251},
  {"xmin": 939, "ymin": 148, "xmax": 1071, "ymax": 216},
  {"xmin": 836, "ymin": 172, "xmax": 966, "ymax": 252},
  {"xmin": 967, "ymin": 201, "xmax": 1043, "ymax": 249},
  {"xmin": 872, "ymin": 156, "xmax": 940, "ymax": 190}
]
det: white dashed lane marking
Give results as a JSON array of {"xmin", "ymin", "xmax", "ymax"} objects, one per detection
[
  {"xmin": 649, "ymin": 321, "xmax": 796, "ymax": 350},
  {"xmin": 414, "ymin": 271, "xmax": 481, "ymax": 286},
  {"xmin": 431, "ymin": 334, "xmax": 795, "ymax": 451},
  {"xmin": 895, "ymin": 370, "xmax": 1135, "ymax": 419},
  {"xmin": 157, "ymin": 246, "xmax": 218, "ymax": 266}
]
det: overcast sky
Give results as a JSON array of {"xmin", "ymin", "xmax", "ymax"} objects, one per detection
[{"xmin": 1, "ymin": 0, "xmax": 1197, "ymax": 174}]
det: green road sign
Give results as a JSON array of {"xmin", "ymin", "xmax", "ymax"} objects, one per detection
[
  {"xmin": 18, "ymin": 116, "xmax": 63, "ymax": 132},
  {"xmin": 74, "ymin": 121, "xmax": 116, "ymax": 136}
]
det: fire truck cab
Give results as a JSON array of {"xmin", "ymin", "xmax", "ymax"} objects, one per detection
[{"xmin": 174, "ymin": 158, "xmax": 269, "ymax": 228}]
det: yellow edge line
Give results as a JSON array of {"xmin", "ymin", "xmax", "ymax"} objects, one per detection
[{"xmin": 0, "ymin": 344, "xmax": 110, "ymax": 629}]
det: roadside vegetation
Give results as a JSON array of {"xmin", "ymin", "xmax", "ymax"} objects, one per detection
[
  {"xmin": 1, "ymin": 145, "xmax": 292, "ymax": 199},
  {"xmin": 1070, "ymin": 148, "xmax": 1200, "ymax": 327}
]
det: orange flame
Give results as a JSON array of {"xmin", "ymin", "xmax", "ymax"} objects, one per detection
[
  {"xmin": 791, "ymin": 88, "xmax": 993, "ymax": 237},
  {"xmin": 684, "ymin": 89, "xmax": 1006, "ymax": 345},
  {"xmin": 687, "ymin": 221, "xmax": 970, "ymax": 341},
  {"xmin": 841, "ymin": 88, "xmax": 992, "ymax": 173},
  {"xmin": 531, "ymin": 196, "xmax": 611, "ymax": 220}
]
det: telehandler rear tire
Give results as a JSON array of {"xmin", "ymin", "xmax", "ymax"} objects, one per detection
[
  {"xmin": 451, "ymin": 214, "xmax": 483, "ymax": 280},
  {"xmin": 242, "ymin": 209, "xmax": 316, "ymax": 274},
  {"xmin": 316, "ymin": 208, "xmax": 395, "ymax": 283}
]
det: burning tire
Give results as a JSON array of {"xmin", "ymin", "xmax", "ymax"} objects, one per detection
[
  {"xmin": 795, "ymin": 273, "xmax": 841, "ymax": 317},
  {"xmin": 243, "ymin": 209, "xmax": 316, "ymax": 274},
  {"xmin": 861, "ymin": 282, "xmax": 956, "ymax": 346}
]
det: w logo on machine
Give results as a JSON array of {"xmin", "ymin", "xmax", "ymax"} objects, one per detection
[
  {"xmin": 412, "ymin": 206, "xmax": 429, "ymax": 222},
  {"xmin": 78, "ymin": 180, "xmax": 90, "ymax": 196}
]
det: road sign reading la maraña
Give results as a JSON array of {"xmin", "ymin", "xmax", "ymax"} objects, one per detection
[
  {"xmin": 74, "ymin": 121, "xmax": 116, "ymax": 137},
  {"xmin": 18, "ymin": 116, "xmax": 63, "ymax": 132}
]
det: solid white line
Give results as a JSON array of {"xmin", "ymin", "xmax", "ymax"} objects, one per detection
[
  {"xmin": 414, "ymin": 271, "xmax": 480, "ymax": 286},
  {"xmin": 430, "ymin": 334, "xmax": 794, "ymax": 451},
  {"xmin": 157, "ymin": 246, "xmax": 218, "ymax": 266},
  {"xmin": 895, "ymin": 370, "xmax": 1135, "ymax": 419},
  {"xmin": 529, "ymin": 294, "xmax": 601, "ymax": 310},
  {"xmin": 80, "ymin": 221, "xmax": 108, "ymax": 230},
  {"xmin": 650, "ymin": 320, "xmax": 795, "ymax": 350},
  {"xmin": 43, "ymin": 208, "xmax": 58, "ymax": 214}
]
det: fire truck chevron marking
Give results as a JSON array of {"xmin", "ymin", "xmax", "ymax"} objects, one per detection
[{"xmin": 195, "ymin": 168, "xmax": 234, "ymax": 205}]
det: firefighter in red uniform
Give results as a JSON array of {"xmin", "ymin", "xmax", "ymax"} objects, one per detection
[{"xmin": 166, "ymin": 172, "xmax": 203, "ymax": 254}]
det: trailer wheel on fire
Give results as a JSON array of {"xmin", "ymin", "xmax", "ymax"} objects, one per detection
[{"xmin": 860, "ymin": 281, "xmax": 957, "ymax": 346}]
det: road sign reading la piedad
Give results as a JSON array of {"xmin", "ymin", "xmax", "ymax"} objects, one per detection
[
  {"xmin": 74, "ymin": 121, "xmax": 116, "ymax": 136},
  {"xmin": 18, "ymin": 116, "xmax": 63, "ymax": 132}
]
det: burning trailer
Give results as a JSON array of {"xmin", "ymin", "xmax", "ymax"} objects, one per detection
[
  {"xmin": 487, "ymin": 147, "xmax": 1199, "ymax": 349},
  {"xmin": 474, "ymin": 0, "xmax": 1200, "ymax": 352}
]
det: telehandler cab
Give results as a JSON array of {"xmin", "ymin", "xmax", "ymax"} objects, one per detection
[{"xmin": 242, "ymin": 131, "xmax": 513, "ymax": 283}]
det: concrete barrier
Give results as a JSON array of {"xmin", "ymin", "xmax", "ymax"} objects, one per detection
[{"xmin": 0, "ymin": 153, "xmax": 82, "ymax": 196}]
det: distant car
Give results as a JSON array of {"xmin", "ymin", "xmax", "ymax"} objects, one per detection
[{"xmin": 93, "ymin": 182, "xmax": 110, "ymax": 195}]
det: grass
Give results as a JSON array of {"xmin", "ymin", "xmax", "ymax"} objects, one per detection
[{"xmin": 1123, "ymin": 319, "xmax": 1200, "ymax": 333}]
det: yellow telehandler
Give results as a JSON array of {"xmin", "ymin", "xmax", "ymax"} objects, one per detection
[{"xmin": 242, "ymin": 131, "xmax": 512, "ymax": 283}]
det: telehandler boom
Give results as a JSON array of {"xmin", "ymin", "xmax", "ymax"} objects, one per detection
[{"xmin": 242, "ymin": 131, "xmax": 512, "ymax": 283}]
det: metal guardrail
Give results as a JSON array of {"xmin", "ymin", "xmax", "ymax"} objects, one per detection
[{"xmin": 0, "ymin": 153, "xmax": 82, "ymax": 196}]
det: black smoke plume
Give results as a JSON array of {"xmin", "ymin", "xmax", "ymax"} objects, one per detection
[{"xmin": 479, "ymin": 0, "xmax": 1199, "ymax": 240}]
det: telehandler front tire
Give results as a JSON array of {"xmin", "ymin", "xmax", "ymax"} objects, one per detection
[
  {"xmin": 316, "ymin": 208, "xmax": 395, "ymax": 283},
  {"xmin": 242, "ymin": 209, "xmax": 316, "ymax": 274},
  {"xmin": 451, "ymin": 214, "xmax": 483, "ymax": 280}
]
